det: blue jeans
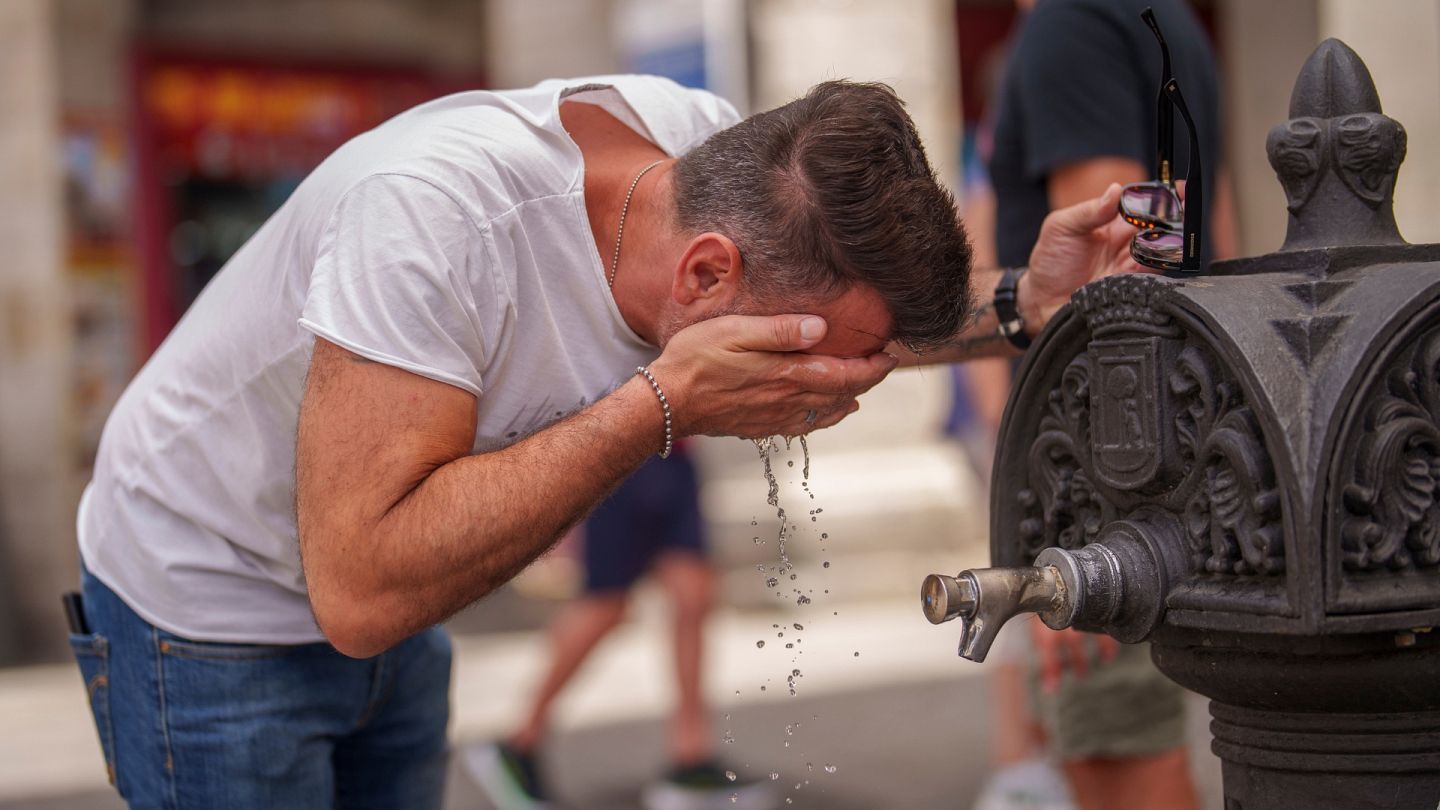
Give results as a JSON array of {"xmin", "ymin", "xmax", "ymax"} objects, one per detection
[{"xmin": 68, "ymin": 567, "xmax": 452, "ymax": 809}]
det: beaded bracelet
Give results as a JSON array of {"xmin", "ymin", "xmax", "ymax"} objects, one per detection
[{"xmin": 635, "ymin": 366, "xmax": 673, "ymax": 459}]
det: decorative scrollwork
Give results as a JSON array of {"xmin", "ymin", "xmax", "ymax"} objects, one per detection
[
  {"xmin": 1015, "ymin": 292, "xmax": 1284, "ymax": 577},
  {"xmin": 1340, "ymin": 332, "xmax": 1440, "ymax": 572},
  {"xmin": 1017, "ymin": 355, "xmax": 1116, "ymax": 559},
  {"xmin": 1171, "ymin": 347, "xmax": 1285, "ymax": 575}
]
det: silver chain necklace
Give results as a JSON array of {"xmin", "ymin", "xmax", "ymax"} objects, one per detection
[{"xmin": 608, "ymin": 159, "xmax": 665, "ymax": 288}]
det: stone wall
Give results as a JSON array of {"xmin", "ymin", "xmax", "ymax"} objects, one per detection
[{"xmin": 0, "ymin": 0, "xmax": 70, "ymax": 663}]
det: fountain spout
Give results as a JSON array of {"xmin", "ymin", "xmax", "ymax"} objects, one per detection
[
  {"xmin": 921, "ymin": 565, "xmax": 1071, "ymax": 662},
  {"xmin": 923, "ymin": 514, "xmax": 1187, "ymax": 661}
]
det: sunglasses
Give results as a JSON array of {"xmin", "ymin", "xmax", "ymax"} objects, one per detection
[{"xmin": 1119, "ymin": 7, "xmax": 1204, "ymax": 274}]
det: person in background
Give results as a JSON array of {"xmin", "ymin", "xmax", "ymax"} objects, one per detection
[
  {"xmin": 472, "ymin": 443, "xmax": 774, "ymax": 810},
  {"xmin": 984, "ymin": 0, "xmax": 1237, "ymax": 807}
]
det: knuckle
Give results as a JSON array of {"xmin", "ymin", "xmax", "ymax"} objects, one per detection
[{"xmin": 770, "ymin": 318, "xmax": 793, "ymax": 348}]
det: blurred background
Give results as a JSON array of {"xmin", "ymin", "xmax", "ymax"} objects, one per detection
[{"xmin": 1, "ymin": 0, "xmax": 1438, "ymax": 807}]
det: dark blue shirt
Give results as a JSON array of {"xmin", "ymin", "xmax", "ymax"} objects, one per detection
[{"xmin": 989, "ymin": 0, "xmax": 1221, "ymax": 269}]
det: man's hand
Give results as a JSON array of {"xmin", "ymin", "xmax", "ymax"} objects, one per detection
[
  {"xmin": 895, "ymin": 184, "xmax": 1147, "ymax": 367},
  {"xmin": 649, "ymin": 314, "xmax": 898, "ymax": 439},
  {"xmin": 1031, "ymin": 617, "xmax": 1120, "ymax": 694},
  {"xmin": 1020, "ymin": 182, "xmax": 1145, "ymax": 334}
]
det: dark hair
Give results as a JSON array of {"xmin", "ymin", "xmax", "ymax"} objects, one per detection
[{"xmin": 672, "ymin": 80, "xmax": 973, "ymax": 352}]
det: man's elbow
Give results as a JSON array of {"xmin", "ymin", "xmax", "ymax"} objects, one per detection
[
  {"xmin": 304, "ymin": 558, "xmax": 407, "ymax": 658},
  {"xmin": 311, "ymin": 592, "xmax": 397, "ymax": 659}
]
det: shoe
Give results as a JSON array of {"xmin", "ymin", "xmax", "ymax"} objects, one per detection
[
  {"xmin": 640, "ymin": 760, "xmax": 778, "ymax": 810},
  {"xmin": 465, "ymin": 740, "xmax": 553, "ymax": 810}
]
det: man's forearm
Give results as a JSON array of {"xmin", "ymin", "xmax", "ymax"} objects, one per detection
[
  {"xmin": 322, "ymin": 376, "xmax": 664, "ymax": 656},
  {"xmin": 897, "ymin": 265, "xmax": 1021, "ymax": 366}
]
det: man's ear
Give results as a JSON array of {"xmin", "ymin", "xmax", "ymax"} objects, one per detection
[{"xmin": 672, "ymin": 232, "xmax": 743, "ymax": 306}]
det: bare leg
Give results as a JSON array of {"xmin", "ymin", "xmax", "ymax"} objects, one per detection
[
  {"xmin": 654, "ymin": 552, "xmax": 714, "ymax": 765},
  {"xmin": 1062, "ymin": 748, "xmax": 1198, "ymax": 810},
  {"xmin": 510, "ymin": 592, "xmax": 629, "ymax": 752}
]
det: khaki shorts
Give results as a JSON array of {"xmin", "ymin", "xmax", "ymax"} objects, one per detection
[{"xmin": 1027, "ymin": 637, "xmax": 1187, "ymax": 760}]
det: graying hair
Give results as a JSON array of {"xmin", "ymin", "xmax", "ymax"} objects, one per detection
[{"xmin": 672, "ymin": 80, "xmax": 973, "ymax": 352}]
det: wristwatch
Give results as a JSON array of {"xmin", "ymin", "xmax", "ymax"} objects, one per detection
[{"xmin": 993, "ymin": 266, "xmax": 1031, "ymax": 350}]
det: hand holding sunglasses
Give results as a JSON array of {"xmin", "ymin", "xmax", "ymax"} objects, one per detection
[{"xmin": 1119, "ymin": 7, "xmax": 1204, "ymax": 275}]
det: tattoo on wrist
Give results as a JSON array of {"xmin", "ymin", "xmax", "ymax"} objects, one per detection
[{"xmin": 950, "ymin": 331, "xmax": 1009, "ymax": 355}]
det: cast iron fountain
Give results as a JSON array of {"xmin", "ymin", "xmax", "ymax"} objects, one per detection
[{"xmin": 922, "ymin": 39, "xmax": 1440, "ymax": 809}]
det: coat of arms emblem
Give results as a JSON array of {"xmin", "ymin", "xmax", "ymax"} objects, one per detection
[{"xmin": 1091, "ymin": 337, "xmax": 1161, "ymax": 490}]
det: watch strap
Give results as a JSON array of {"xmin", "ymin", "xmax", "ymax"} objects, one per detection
[{"xmin": 993, "ymin": 267, "xmax": 1032, "ymax": 350}]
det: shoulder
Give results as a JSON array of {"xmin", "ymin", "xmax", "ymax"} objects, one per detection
[
  {"xmin": 333, "ymin": 108, "xmax": 579, "ymax": 227},
  {"xmin": 1015, "ymin": 0, "xmax": 1131, "ymax": 54},
  {"xmin": 576, "ymin": 74, "xmax": 743, "ymax": 154}
]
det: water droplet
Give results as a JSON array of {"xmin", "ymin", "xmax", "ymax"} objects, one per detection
[
  {"xmin": 822, "ymin": 561, "xmax": 830, "ymax": 568},
  {"xmin": 792, "ymin": 668, "xmax": 801, "ymax": 676},
  {"xmin": 785, "ymin": 643, "xmax": 794, "ymax": 649},
  {"xmin": 806, "ymin": 762, "xmax": 814, "ymax": 772},
  {"xmin": 854, "ymin": 651, "xmax": 860, "ymax": 657},
  {"xmin": 787, "ymin": 460, "xmax": 794, "ymax": 467},
  {"xmin": 820, "ymin": 533, "xmax": 828, "ymax": 540},
  {"xmin": 789, "ymin": 573, "xmax": 798, "ymax": 580},
  {"xmin": 793, "ymin": 623, "xmax": 804, "ymax": 631},
  {"xmin": 766, "ymin": 577, "xmax": 779, "ymax": 588},
  {"xmin": 760, "ymin": 685, "xmax": 766, "ymax": 691},
  {"xmin": 756, "ymin": 640, "xmax": 765, "ymax": 649},
  {"xmin": 726, "ymin": 770, "xmax": 737, "ymax": 782},
  {"xmin": 797, "ymin": 595, "xmax": 812, "ymax": 605},
  {"xmin": 825, "ymin": 764, "xmax": 837, "ymax": 774},
  {"xmin": 769, "ymin": 772, "xmax": 780, "ymax": 781},
  {"xmin": 730, "ymin": 794, "xmax": 738, "ymax": 803}
]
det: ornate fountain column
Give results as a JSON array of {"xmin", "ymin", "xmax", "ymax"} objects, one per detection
[{"xmin": 923, "ymin": 40, "xmax": 1440, "ymax": 809}]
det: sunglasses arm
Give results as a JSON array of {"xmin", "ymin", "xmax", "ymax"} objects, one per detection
[
  {"xmin": 1142, "ymin": 8, "xmax": 1176, "ymax": 182},
  {"xmin": 1166, "ymin": 79, "xmax": 1203, "ymax": 269}
]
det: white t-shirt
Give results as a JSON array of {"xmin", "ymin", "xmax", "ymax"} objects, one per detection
[{"xmin": 79, "ymin": 76, "xmax": 740, "ymax": 644}]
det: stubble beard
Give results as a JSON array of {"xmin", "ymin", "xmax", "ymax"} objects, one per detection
[{"xmin": 654, "ymin": 297, "xmax": 752, "ymax": 348}]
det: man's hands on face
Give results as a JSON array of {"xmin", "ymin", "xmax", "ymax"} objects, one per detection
[
  {"xmin": 648, "ymin": 314, "xmax": 898, "ymax": 440},
  {"xmin": 1020, "ymin": 182, "xmax": 1148, "ymax": 334}
]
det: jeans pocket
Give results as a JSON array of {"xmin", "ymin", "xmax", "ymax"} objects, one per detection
[
  {"xmin": 68, "ymin": 632, "xmax": 117, "ymax": 786},
  {"xmin": 156, "ymin": 635, "xmax": 328, "ymax": 661}
]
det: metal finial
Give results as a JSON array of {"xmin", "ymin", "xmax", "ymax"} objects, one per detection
[{"xmin": 1266, "ymin": 39, "xmax": 1407, "ymax": 252}]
